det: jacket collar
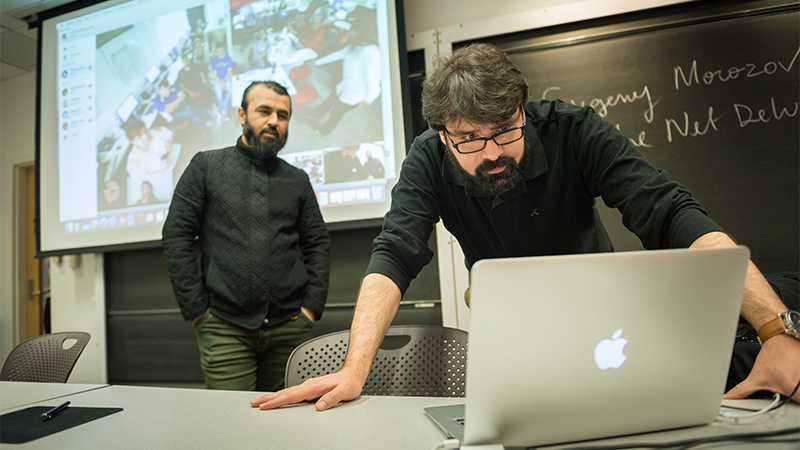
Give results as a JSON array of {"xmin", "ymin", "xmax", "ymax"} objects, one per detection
[{"xmin": 236, "ymin": 135, "xmax": 277, "ymax": 168}]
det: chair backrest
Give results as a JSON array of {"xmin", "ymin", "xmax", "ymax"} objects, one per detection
[
  {"xmin": 285, "ymin": 325, "xmax": 468, "ymax": 397},
  {"xmin": 0, "ymin": 332, "xmax": 91, "ymax": 383}
]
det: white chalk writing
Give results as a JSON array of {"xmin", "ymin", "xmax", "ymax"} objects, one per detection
[
  {"xmin": 614, "ymin": 124, "xmax": 652, "ymax": 148},
  {"xmin": 674, "ymin": 47, "xmax": 800, "ymax": 90},
  {"xmin": 734, "ymin": 97, "xmax": 799, "ymax": 128},
  {"xmin": 542, "ymin": 86, "xmax": 656, "ymax": 123},
  {"xmin": 665, "ymin": 107, "xmax": 723, "ymax": 142}
]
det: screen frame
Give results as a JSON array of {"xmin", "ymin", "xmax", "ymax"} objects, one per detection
[{"xmin": 35, "ymin": 0, "xmax": 414, "ymax": 257}]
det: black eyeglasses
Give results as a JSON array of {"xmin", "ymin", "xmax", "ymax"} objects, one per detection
[{"xmin": 443, "ymin": 108, "xmax": 526, "ymax": 154}]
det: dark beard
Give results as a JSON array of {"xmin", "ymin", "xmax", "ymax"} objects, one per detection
[
  {"xmin": 446, "ymin": 140, "xmax": 527, "ymax": 196},
  {"xmin": 242, "ymin": 118, "xmax": 288, "ymax": 160}
]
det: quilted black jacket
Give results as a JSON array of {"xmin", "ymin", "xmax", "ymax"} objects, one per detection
[{"xmin": 162, "ymin": 137, "xmax": 330, "ymax": 330}]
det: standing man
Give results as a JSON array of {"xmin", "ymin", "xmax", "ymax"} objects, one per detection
[
  {"xmin": 251, "ymin": 44, "xmax": 799, "ymax": 408},
  {"xmin": 163, "ymin": 81, "xmax": 330, "ymax": 392},
  {"xmin": 211, "ymin": 44, "xmax": 234, "ymax": 123}
]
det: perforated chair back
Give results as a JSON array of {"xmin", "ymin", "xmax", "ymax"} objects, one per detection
[
  {"xmin": 285, "ymin": 325, "xmax": 468, "ymax": 397},
  {"xmin": 0, "ymin": 332, "xmax": 91, "ymax": 383}
]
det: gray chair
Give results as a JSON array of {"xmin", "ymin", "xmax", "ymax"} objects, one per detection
[
  {"xmin": 285, "ymin": 325, "xmax": 468, "ymax": 397},
  {"xmin": 0, "ymin": 332, "xmax": 91, "ymax": 383}
]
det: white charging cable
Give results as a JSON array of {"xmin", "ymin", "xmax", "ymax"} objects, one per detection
[
  {"xmin": 431, "ymin": 438, "xmax": 461, "ymax": 450},
  {"xmin": 717, "ymin": 393, "xmax": 782, "ymax": 423}
]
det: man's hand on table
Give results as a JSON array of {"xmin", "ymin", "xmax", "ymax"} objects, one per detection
[
  {"xmin": 724, "ymin": 334, "xmax": 800, "ymax": 403},
  {"xmin": 251, "ymin": 368, "xmax": 364, "ymax": 411}
]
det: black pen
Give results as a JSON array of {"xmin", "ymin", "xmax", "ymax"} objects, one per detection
[{"xmin": 41, "ymin": 401, "xmax": 70, "ymax": 421}]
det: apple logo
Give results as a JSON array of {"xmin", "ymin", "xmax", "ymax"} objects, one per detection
[{"xmin": 594, "ymin": 328, "xmax": 628, "ymax": 370}]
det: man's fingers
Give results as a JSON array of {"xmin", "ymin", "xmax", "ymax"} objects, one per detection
[
  {"xmin": 250, "ymin": 391, "xmax": 285, "ymax": 408},
  {"xmin": 315, "ymin": 385, "xmax": 351, "ymax": 411},
  {"xmin": 315, "ymin": 397, "xmax": 331, "ymax": 411},
  {"xmin": 723, "ymin": 380, "xmax": 757, "ymax": 400},
  {"xmin": 252, "ymin": 378, "xmax": 338, "ymax": 410},
  {"xmin": 257, "ymin": 387, "xmax": 320, "ymax": 410},
  {"xmin": 251, "ymin": 372, "xmax": 364, "ymax": 411},
  {"xmin": 724, "ymin": 336, "xmax": 800, "ymax": 403},
  {"xmin": 315, "ymin": 374, "xmax": 365, "ymax": 411}
]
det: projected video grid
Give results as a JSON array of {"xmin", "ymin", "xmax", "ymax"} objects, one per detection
[{"xmin": 54, "ymin": 0, "xmax": 397, "ymax": 237}]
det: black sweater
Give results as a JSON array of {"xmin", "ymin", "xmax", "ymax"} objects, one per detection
[
  {"xmin": 163, "ymin": 137, "xmax": 330, "ymax": 329},
  {"xmin": 367, "ymin": 100, "xmax": 724, "ymax": 294}
]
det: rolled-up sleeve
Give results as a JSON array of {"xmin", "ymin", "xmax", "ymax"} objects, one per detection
[{"xmin": 367, "ymin": 137, "xmax": 441, "ymax": 294}]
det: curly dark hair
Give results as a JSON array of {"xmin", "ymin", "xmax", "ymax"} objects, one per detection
[{"xmin": 421, "ymin": 43, "xmax": 528, "ymax": 130}]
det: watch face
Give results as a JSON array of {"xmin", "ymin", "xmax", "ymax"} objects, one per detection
[{"xmin": 785, "ymin": 311, "xmax": 800, "ymax": 332}]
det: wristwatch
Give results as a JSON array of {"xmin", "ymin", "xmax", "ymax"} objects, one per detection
[{"xmin": 757, "ymin": 310, "xmax": 800, "ymax": 344}]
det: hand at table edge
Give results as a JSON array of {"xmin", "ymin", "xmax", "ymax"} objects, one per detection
[
  {"xmin": 250, "ymin": 369, "xmax": 364, "ymax": 411},
  {"xmin": 723, "ymin": 334, "xmax": 800, "ymax": 404}
]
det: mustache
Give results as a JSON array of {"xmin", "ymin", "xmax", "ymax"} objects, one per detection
[
  {"xmin": 243, "ymin": 119, "xmax": 287, "ymax": 161},
  {"xmin": 259, "ymin": 125, "xmax": 280, "ymax": 138},
  {"xmin": 475, "ymin": 156, "xmax": 516, "ymax": 176}
]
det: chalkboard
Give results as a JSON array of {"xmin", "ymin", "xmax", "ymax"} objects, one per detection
[{"xmin": 491, "ymin": 2, "xmax": 799, "ymax": 273}]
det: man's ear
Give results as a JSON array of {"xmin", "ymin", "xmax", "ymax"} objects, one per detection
[
  {"xmin": 438, "ymin": 130, "xmax": 447, "ymax": 146},
  {"xmin": 238, "ymin": 107, "xmax": 246, "ymax": 125}
]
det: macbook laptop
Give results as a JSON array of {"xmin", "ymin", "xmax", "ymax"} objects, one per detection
[{"xmin": 425, "ymin": 247, "xmax": 750, "ymax": 448}]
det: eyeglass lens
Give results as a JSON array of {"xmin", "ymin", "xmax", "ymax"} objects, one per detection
[{"xmin": 456, "ymin": 127, "xmax": 524, "ymax": 153}]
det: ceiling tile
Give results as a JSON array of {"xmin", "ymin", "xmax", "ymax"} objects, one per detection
[
  {"xmin": 0, "ymin": 13, "xmax": 27, "ymax": 31},
  {"xmin": 1, "ymin": 60, "xmax": 29, "ymax": 81},
  {"xmin": 0, "ymin": 29, "xmax": 37, "ymax": 70},
  {"xmin": 18, "ymin": 25, "xmax": 38, "ymax": 41}
]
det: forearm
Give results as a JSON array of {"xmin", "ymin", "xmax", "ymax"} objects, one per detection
[
  {"xmin": 251, "ymin": 272, "xmax": 419, "ymax": 410},
  {"xmin": 341, "ymin": 273, "xmax": 402, "ymax": 383},
  {"xmin": 690, "ymin": 231, "xmax": 786, "ymax": 329}
]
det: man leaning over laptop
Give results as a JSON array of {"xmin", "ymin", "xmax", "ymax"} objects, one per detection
[{"xmin": 251, "ymin": 43, "xmax": 800, "ymax": 410}]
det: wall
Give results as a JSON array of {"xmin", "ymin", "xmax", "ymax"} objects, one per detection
[
  {"xmin": 1, "ymin": 72, "xmax": 37, "ymax": 365},
  {"xmin": 0, "ymin": 0, "xmax": 695, "ymax": 382},
  {"xmin": 0, "ymin": 71, "xmax": 107, "ymax": 382},
  {"xmin": 49, "ymin": 253, "xmax": 107, "ymax": 383},
  {"xmin": 403, "ymin": 0, "xmax": 695, "ymax": 51}
]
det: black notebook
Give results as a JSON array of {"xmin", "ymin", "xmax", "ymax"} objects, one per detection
[{"xmin": 0, "ymin": 405, "xmax": 123, "ymax": 444}]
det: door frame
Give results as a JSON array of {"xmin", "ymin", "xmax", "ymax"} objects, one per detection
[
  {"xmin": 12, "ymin": 162, "xmax": 41, "ymax": 344},
  {"xmin": 24, "ymin": 165, "xmax": 43, "ymax": 339}
]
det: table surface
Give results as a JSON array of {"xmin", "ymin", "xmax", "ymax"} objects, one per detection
[
  {"xmin": 0, "ymin": 382, "xmax": 108, "ymax": 412},
  {"xmin": 1, "ymin": 382, "xmax": 797, "ymax": 450}
]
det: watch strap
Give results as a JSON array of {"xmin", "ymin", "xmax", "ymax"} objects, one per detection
[{"xmin": 758, "ymin": 316, "xmax": 786, "ymax": 344}]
